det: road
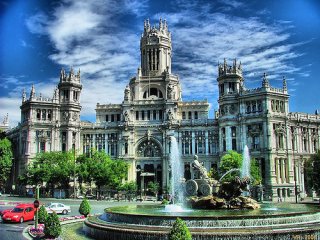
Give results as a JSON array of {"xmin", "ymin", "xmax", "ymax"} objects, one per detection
[{"xmin": 0, "ymin": 195, "xmax": 155, "ymax": 240}]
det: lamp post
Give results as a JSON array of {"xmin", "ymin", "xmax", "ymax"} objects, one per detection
[
  {"xmin": 73, "ymin": 143, "xmax": 76, "ymax": 199},
  {"xmin": 34, "ymin": 185, "xmax": 40, "ymax": 230},
  {"xmin": 294, "ymin": 160, "xmax": 299, "ymax": 203}
]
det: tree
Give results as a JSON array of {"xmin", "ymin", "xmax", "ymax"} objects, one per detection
[
  {"xmin": 219, "ymin": 150, "xmax": 261, "ymax": 185},
  {"xmin": 89, "ymin": 150, "xmax": 128, "ymax": 191},
  {"xmin": 0, "ymin": 138, "xmax": 13, "ymax": 190},
  {"xmin": 26, "ymin": 151, "xmax": 74, "ymax": 189},
  {"xmin": 120, "ymin": 181, "xmax": 137, "ymax": 200},
  {"xmin": 219, "ymin": 150, "xmax": 242, "ymax": 182},
  {"xmin": 44, "ymin": 212, "xmax": 61, "ymax": 238},
  {"xmin": 168, "ymin": 218, "xmax": 192, "ymax": 240},
  {"xmin": 305, "ymin": 150, "xmax": 320, "ymax": 195},
  {"xmin": 79, "ymin": 198, "xmax": 91, "ymax": 217},
  {"xmin": 38, "ymin": 205, "xmax": 48, "ymax": 223},
  {"xmin": 147, "ymin": 181, "xmax": 160, "ymax": 196}
]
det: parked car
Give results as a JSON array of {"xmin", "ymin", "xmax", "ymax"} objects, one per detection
[
  {"xmin": 0, "ymin": 207, "xmax": 13, "ymax": 217},
  {"xmin": 85, "ymin": 194, "xmax": 96, "ymax": 199},
  {"xmin": 45, "ymin": 203, "xmax": 71, "ymax": 215},
  {"xmin": 2, "ymin": 204, "xmax": 35, "ymax": 223}
]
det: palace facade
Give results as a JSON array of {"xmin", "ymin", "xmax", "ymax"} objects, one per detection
[{"xmin": 8, "ymin": 19, "xmax": 320, "ymax": 201}]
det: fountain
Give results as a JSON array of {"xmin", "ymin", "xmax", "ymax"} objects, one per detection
[
  {"xmin": 83, "ymin": 143, "xmax": 320, "ymax": 239},
  {"xmin": 168, "ymin": 136, "xmax": 185, "ymax": 205}
]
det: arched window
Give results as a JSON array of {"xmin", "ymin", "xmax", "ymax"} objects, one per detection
[
  {"xmin": 143, "ymin": 88, "xmax": 163, "ymax": 99},
  {"xmin": 137, "ymin": 139, "xmax": 162, "ymax": 157}
]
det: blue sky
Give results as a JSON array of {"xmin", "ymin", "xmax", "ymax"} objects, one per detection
[{"xmin": 1, "ymin": 0, "xmax": 319, "ymax": 127}]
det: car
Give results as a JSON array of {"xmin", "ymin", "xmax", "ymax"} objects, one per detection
[
  {"xmin": 45, "ymin": 203, "xmax": 71, "ymax": 215},
  {"xmin": 85, "ymin": 194, "xmax": 96, "ymax": 199},
  {"xmin": 2, "ymin": 204, "xmax": 35, "ymax": 223},
  {"xmin": 0, "ymin": 207, "xmax": 13, "ymax": 217}
]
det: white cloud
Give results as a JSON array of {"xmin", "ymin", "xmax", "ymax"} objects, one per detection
[{"xmin": 19, "ymin": 0, "xmax": 308, "ymax": 124}]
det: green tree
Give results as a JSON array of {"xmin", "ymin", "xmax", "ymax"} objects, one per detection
[
  {"xmin": 0, "ymin": 138, "xmax": 13, "ymax": 190},
  {"xmin": 219, "ymin": 150, "xmax": 261, "ymax": 185},
  {"xmin": 305, "ymin": 150, "xmax": 320, "ymax": 195},
  {"xmin": 219, "ymin": 150, "xmax": 242, "ymax": 182},
  {"xmin": 44, "ymin": 212, "xmax": 61, "ymax": 238},
  {"xmin": 38, "ymin": 205, "xmax": 48, "ymax": 223},
  {"xmin": 89, "ymin": 150, "xmax": 128, "ymax": 191},
  {"xmin": 26, "ymin": 151, "xmax": 74, "ymax": 189},
  {"xmin": 79, "ymin": 198, "xmax": 91, "ymax": 217},
  {"xmin": 168, "ymin": 218, "xmax": 192, "ymax": 240},
  {"xmin": 250, "ymin": 158, "xmax": 262, "ymax": 185},
  {"xmin": 147, "ymin": 181, "xmax": 160, "ymax": 196}
]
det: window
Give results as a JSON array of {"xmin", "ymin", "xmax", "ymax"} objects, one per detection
[
  {"xmin": 111, "ymin": 114, "xmax": 115, "ymax": 122},
  {"xmin": 48, "ymin": 110, "xmax": 52, "ymax": 121},
  {"xmin": 153, "ymin": 110, "xmax": 156, "ymax": 120},
  {"xmin": 73, "ymin": 91, "xmax": 78, "ymax": 101},
  {"xmin": 117, "ymin": 114, "xmax": 121, "ymax": 121},
  {"xmin": 253, "ymin": 136, "xmax": 260, "ymax": 149},
  {"xmin": 159, "ymin": 110, "xmax": 163, "ymax": 120},
  {"xmin": 194, "ymin": 111, "xmax": 198, "ymax": 119},
  {"xmin": 64, "ymin": 90, "xmax": 69, "ymax": 99},
  {"xmin": 36, "ymin": 109, "xmax": 41, "ymax": 120},
  {"xmin": 106, "ymin": 115, "xmax": 109, "ymax": 122},
  {"xmin": 182, "ymin": 112, "xmax": 186, "ymax": 120},
  {"xmin": 42, "ymin": 109, "xmax": 46, "ymax": 120},
  {"xmin": 188, "ymin": 111, "xmax": 192, "ymax": 119},
  {"xmin": 136, "ymin": 111, "xmax": 139, "ymax": 120},
  {"xmin": 125, "ymin": 142, "xmax": 128, "ymax": 154},
  {"xmin": 141, "ymin": 111, "xmax": 145, "ymax": 120},
  {"xmin": 40, "ymin": 142, "xmax": 45, "ymax": 152},
  {"xmin": 147, "ymin": 110, "xmax": 151, "ymax": 120}
]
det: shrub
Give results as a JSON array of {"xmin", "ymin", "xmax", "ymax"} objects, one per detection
[
  {"xmin": 44, "ymin": 212, "xmax": 61, "ymax": 238},
  {"xmin": 168, "ymin": 218, "xmax": 192, "ymax": 240},
  {"xmin": 162, "ymin": 199, "xmax": 169, "ymax": 205},
  {"xmin": 79, "ymin": 198, "xmax": 91, "ymax": 217},
  {"xmin": 38, "ymin": 205, "xmax": 48, "ymax": 223}
]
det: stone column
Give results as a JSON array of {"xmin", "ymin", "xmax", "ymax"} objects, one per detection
[
  {"xmin": 275, "ymin": 158, "xmax": 279, "ymax": 184},
  {"xmin": 281, "ymin": 159, "xmax": 286, "ymax": 184},
  {"xmin": 105, "ymin": 134, "xmax": 108, "ymax": 154}
]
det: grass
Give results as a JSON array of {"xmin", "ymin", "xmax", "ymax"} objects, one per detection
[{"xmin": 60, "ymin": 222, "xmax": 93, "ymax": 240}]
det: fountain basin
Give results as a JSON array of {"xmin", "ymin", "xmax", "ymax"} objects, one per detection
[{"xmin": 83, "ymin": 203, "xmax": 320, "ymax": 240}]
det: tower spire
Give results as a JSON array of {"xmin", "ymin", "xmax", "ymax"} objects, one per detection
[
  {"xmin": 283, "ymin": 76, "xmax": 287, "ymax": 92},
  {"xmin": 30, "ymin": 84, "xmax": 35, "ymax": 100}
]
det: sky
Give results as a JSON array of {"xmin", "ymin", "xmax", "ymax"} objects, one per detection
[{"xmin": 0, "ymin": 0, "xmax": 320, "ymax": 127}]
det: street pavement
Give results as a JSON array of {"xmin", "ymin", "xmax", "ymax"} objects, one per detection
[{"xmin": 0, "ymin": 194, "xmax": 157, "ymax": 240}]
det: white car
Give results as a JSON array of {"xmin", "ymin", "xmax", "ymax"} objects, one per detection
[{"xmin": 45, "ymin": 203, "xmax": 71, "ymax": 215}]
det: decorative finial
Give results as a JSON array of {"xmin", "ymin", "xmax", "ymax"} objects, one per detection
[
  {"xmin": 22, "ymin": 88, "xmax": 26, "ymax": 102},
  {"xmin": 30, "ymin": 84, "xmax": 35, "ymax": 100},
  {"xmin": 159, "ymin": 17, "xmax": 163, "ymax": 30},
  {"xmin": 262, "ymin": 73, "xmax": 269, "ymax": 88},
  {"xmin": 60, "ymin": 68, "xmax": 65, "ymax": 81}
]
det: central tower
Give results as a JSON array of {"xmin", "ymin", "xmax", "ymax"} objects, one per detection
[{"xmin": 140, "ymin": 19, "xmax": 172, "ymax": 76}]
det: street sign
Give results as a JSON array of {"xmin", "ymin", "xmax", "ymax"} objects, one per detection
[{"xmin": 34, "ymin": 199, "xmax": 40, "ymax": 208}]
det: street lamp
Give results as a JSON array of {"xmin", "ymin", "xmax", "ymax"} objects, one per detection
[{"xmin": 73, "ymin": 143, "xmax": 76, "ymax": 199}]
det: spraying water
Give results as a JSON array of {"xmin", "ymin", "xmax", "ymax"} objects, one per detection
[
  {"xmin": 241, "ymin": 145, "xmax": 251, "ymax": 178},
  {"xmin": 169, "ymin": 136, "xmax": 185, "ymax": 205}
]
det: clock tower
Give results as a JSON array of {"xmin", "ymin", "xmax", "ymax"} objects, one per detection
[{"xmin": 140, "ymin": 19, "xmax": 172, "ymax": 76}]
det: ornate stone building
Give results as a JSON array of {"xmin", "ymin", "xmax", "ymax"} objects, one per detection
[{"xmin": 8, "ymin": 19, "xmax": 320, "ymax": 201}]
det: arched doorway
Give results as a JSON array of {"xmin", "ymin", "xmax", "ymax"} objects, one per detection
[{"xmin": 136, "ymin": 138, "xmax": 163, "ymax": 196}]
